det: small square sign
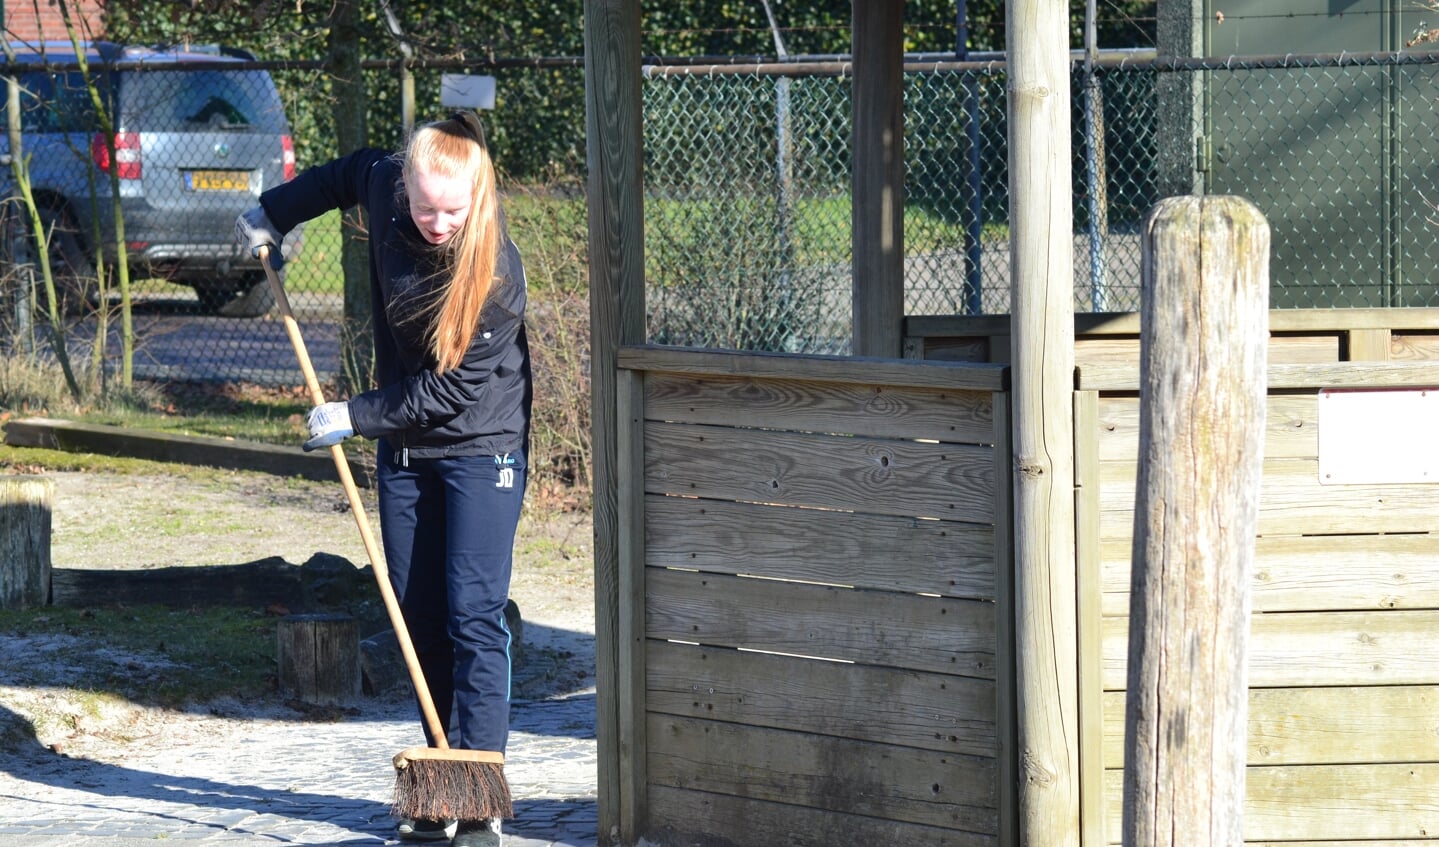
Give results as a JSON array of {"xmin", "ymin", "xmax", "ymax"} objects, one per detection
[
  {"xmin": 1317, "ymin": 387, "xmax": 1439, "ymax": 484},
  {"xmin": 441, "ymin": 74, "xmax": 496, "ymax": 110}
]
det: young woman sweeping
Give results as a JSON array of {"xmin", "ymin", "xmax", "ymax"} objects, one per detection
[{"xmin": 237, "ymin": 110, "xmax": 531, "ymax": 847}]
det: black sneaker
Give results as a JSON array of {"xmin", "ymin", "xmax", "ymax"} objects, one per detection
[
  {"xmin": 396, "ymin": 818, "xmax": 456, "ymax": 841},
  {"xmin": 451, "ymin": 819, "xmax": 502, "ymax": 847}
]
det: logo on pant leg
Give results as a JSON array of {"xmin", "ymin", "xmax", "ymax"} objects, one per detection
[{"xmin": 495, "ymin": 453, "xmax": 517, "ymax": 489}]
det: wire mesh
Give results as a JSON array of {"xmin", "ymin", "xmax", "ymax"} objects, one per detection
[
  {"xmin": 0, "ymin": 54, "xmax": 331, "ymax": 384},
  {"xmin": 6, "ymin": 50, "xmax": 1439, "ymax": 380},
  {"xmin": 644, "ymin": 69, "xmax": 853, "ymax": 354},
  {"xmin": 0, "ymin": 53, "xmax": 590, "ymax": 387},
  {"xmin": 642, "ymin": 51, "xmax": 1439, "ymax": 353}
]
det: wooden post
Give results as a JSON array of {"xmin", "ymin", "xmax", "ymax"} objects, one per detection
[
  {"xmin": 277, "ymin": 613, "xmax": 361, "ymax": 706},
  {"xmin": 1122, "ymin": 196, "xmax": 1269, "ymax": 847},
  {"xmin": 1007, "ymin": 0, "xmax": 1079, "ymax": 844},
  {"xmin": 851, "ymin": 1, "xmax": 904, "ymax": 357},
  {"xmin": 584, "ymin": 1, "xmax": 645, "ymax": 843},
  {"xmin": 326, "ymin": 0, "xmax": 374, "ymax": 395},
  {"xmin": 0, "ymin": 475, "xmax": 53, "ymax": 609}
]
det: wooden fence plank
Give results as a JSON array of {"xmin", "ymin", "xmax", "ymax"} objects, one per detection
[
  {"xmin": 645, "ymin": 421, "xmax": 996, "ymax": 523},
  {"xmin": 971, "ymin": 334, "xmax": 1337, "ymax": 370},
  {"xmin": 1267, "ymin": 334, "xmax": 1341, "ymax": 363},
  {"xmin": 1102, "ymin": 763, "xmax": 1439, "ymax": 842},
  {"xmin": 990, "ymin": 392, "xmax": 1019, "ymax": 847},
  {"xmin": 1070, "ymin": 335, "xmax": 1335, "ymax": 371},
  {"xmin": 1391, "ymin": 332, "xmax": 1439, "ymax": 361},
  {"xmin": 1102, "ymin": 610, "xmax": 1439, "ymax": 689},
  {"xmin": 646, "ymin": 568, "xmax": 995, "ymax": 679},
  {"xmin": 913, "ymin": 336, "xmax": 991, "ymax": 364},
  {"xmin": 1079, "ymin": 361, "xmax": 1439, "ymax": 392},
  {"xmin": 1101, "ymin": 685, "xmax": 1439, "ymax": 768},
  {"xmin": 1074, "ymin": 390, "xmax": 1105, "ymax": 847},
  {"xmin": 618, "ymin": 344, "xmax": 1010, "ymax": 392},
  {"xmin": 903, "ymin": 307, "xmax": 1439, "ymax": 340},
  {"xmin": 616, "ymin": 368, "xmax": 649, "ymax": 834},
  {"xmin": 645, "ymin": 784, "xmax": 997, "ymax": 847},
  {"xmin": 1098, "ymin": 459, "xmax": 1439, "ymax": 537},
  {"xmin": 644, "ymin": 495, "xmax": 996, "ymax": 600},
  {"xmin": 643, "ymin": 372, "xmax": 997, "ymax": 444},
  {"xmin": 1097, "ymin": 395, "xmax": 1319, "ymax": 463},
  {"xmin": 647, "ymin": 714, "xmax": 998, "ymax": 833},
  {"xmin": 645, "ymin": 640, "xmax": 997, "ymax": 756},
  {"xmin": 1246, "ymin": 842, "xmax": 1439, "ymax": 847},
  {"xmin": 1099, "ymin": 533, "xmax": 1439, "ymax": 616},
  {"xmin": 1348, "ymin": 328, "xmax": 1393, "ymax": 361}
]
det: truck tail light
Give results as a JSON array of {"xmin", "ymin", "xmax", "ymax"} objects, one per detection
[
  {"xmin": 92, "ymin": 132, "xmax": 142, "ymax": 180},
  {"xmin": 281, "ymin": 135, "xmax": 295, "ymax": 181}
]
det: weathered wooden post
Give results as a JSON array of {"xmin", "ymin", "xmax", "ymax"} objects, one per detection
[
  {"xmin": 1122, "ymin": 196, "xmax": 1269, "ymax": 847},
  {"xmin": 0, "ymin": 475, "xmax": 54, "ymax": 609}
]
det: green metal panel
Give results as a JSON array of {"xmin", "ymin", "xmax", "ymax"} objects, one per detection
[
  {"xmin": 1200, "ymin": 0, "xmax": 1439, "ymax": 307},
  {"xmin": 1205, "ymin": 0, "xmax": 1393, "ymax": 57}
]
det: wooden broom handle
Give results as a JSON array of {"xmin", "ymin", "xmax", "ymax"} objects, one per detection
[{"xmin": 259, "ymin": 247, "xmax": 450, "ymax": 749}]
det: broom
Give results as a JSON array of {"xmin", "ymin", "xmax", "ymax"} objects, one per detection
[{"xmin": 259, "ymin": 246, "xmax": 511, "ymax": 823}]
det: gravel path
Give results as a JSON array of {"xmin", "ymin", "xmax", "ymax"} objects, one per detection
[{"xmin": 0, "ymin": 467, "xmax": 599, "ymax": 845}]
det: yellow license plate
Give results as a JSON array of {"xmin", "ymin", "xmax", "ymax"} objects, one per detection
[{"xmin": 187, "ymin": 170, "xmax": 250, "ymax": 191}]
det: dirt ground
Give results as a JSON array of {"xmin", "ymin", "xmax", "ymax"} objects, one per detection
[
  {"xmin": 46, "ymin": 469, "xmax": 595, "ymax": 642},
  {"xmin": 0, "ymin": 468, "xmax": 596, "ymax": 761}
]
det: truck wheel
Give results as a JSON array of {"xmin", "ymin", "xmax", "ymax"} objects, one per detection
[{"xmin": 32, "ymin": 203, "xmax": 96, "ymax": 317}]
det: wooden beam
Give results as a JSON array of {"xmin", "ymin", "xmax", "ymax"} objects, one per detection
[
  {"xmin": 1007, "ymin": 0, "xmax": 1080, "ymax": 845},
  {"xmin": 851, "ymin": 1, "xmax": 904, "ymax": 357},
  {"xmin": 617, "ymin": 344, "xmax": 1010, "ymax": 391},
  {"xmin": 584, "ymin": 1, "xmax": 644, "ymax": 844}
]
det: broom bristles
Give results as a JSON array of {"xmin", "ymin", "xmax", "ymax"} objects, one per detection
[{"xmin": 392, "ymin": 757, "xmax": 512, "ymax": 822}]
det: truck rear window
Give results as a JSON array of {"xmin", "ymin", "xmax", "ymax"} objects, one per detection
[{"xmin": 120, "ymin": 69, "xmax": 288, "ymax": 133}]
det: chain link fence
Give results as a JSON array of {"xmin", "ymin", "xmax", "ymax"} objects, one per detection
[
  {"xmin": 0, "ymin": 48, "xmax": 587, "ymax": 386},
  {"xmin": 644, "ymin": 50, "xmax": 1439, "ymax": 353},
  {"xmin": 6, "ymin": 48, "xmax": 1439, "ymax": 381}
]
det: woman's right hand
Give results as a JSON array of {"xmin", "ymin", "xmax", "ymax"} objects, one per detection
[{"xmin": 235, "ymin": 207, "xmax": 285, "ymax": 269}]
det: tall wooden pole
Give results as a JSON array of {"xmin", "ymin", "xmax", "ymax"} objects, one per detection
[
  {"xmin": 326, "ymin": 0, "xmax": 372, "ymax": 395},
  {"xmin": 851, "ymin": 1, "xmax": 904, "ymax": 357},
  {"xmin": 1123, "ymin": 195, "xmax": 1269, "ymax": 847},
  {"xmin": 585, "ymin": 1, "xmax": 644, "ymax": 844},
  {"xmin": 1007, "ymin": 0, "xmax": 1079, "ymax": 843}
]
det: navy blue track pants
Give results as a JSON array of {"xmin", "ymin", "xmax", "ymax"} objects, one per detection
[{"xmin": 376, "ymin": 441, "xmax": 526, "ymax": 754}]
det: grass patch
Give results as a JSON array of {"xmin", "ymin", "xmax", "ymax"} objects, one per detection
[
  {"xmin": 79, "ymin": 382, "xmax": 312, "ymax": 447},
  {"xmin": 0, "ymin": 443, "xmax": 235, "ymax": 478},
  {"xmin": 277, "ymin": 207, "xmax": 346, "ymax": 296},
  {"xmin": 0, "ymin": 605, "xmax": 278, "ymax": 709}
]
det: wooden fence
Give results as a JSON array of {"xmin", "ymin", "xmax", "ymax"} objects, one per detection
[
  {"xmin": 908, "ymin": 308, "xmax": 1439, "ymax": 845},
  {"xmin": 612, "ymin": 345, "xmax": 1013, "ymax": 847}
]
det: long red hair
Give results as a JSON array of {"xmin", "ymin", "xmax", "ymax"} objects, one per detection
[{"xmin": 402, "ymin": 111, "xmax": 501, "ymax": 372}]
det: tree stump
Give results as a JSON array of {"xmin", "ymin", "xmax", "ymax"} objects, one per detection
[
  {"xmin": 277, "ymin": 613, "xmax": 361, "ymax": 706},
  {"xmin": 0, "ymin": 475, "xmax": 54, "ymax": 610}
]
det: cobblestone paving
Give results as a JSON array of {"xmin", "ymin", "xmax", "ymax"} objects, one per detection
[{"xmin": 0, "ymin": 692, "xmax": 597, "ymax": 846}]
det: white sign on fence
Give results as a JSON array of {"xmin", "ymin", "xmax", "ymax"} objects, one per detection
[
  {"xmin": 1317, "ymin": 387, "xmax": 1439, "ymax": 484},
  {"xmin": 440, "ymin": 74, "xmax": 496, "ymax": 110}
]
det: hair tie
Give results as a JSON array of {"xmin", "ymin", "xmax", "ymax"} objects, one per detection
[{"xmin": 449, "ymin": 111, "xmax": 479, "ymax": 142}]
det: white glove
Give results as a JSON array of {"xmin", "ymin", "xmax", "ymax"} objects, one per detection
[
  {"xmin": 235, "ymin": 206, "xmax": 285, "ymax": 269},
  {"xmin": 304, "ymin": 402, "xmax": 354, "ymax": 452}
]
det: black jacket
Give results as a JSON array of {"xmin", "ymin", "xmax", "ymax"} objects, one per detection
[{"xmin": 260, "ymin": 148, "xmax": 531, "ymax": 460}]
